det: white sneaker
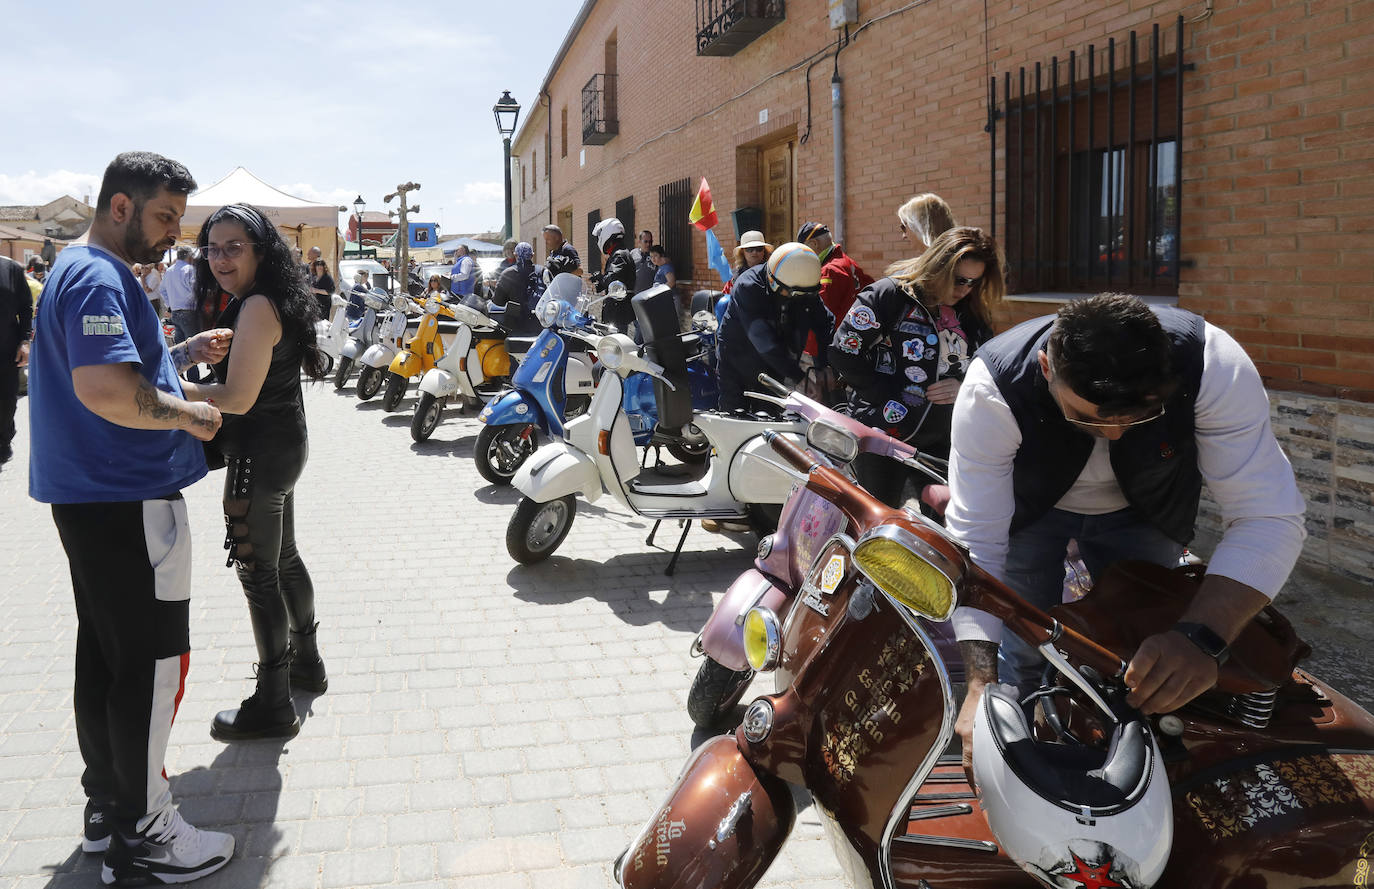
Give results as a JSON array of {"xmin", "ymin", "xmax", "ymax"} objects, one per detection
[{"xmin": 101, "ymin": 806, "xmax": 234, "ymax": 885}]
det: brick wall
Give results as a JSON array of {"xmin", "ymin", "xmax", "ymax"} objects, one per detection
[{"xmin": 517, "ymin": 0, "xmax": 1374, "ymax": 580}]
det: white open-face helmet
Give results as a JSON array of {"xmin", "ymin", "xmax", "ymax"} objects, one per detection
[
  {"xmin": 765, "ymin": 242, "xmax": 821, "ymax": 297},
  {"xmin": 972, "ymin": 685, "xmax": 1173, "ymax": 888},
  {"xmin": 592, "ymin": 217, "xmax": 625, "ymax": 254}
]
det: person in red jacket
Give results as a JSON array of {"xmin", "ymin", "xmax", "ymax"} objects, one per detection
[{"xmin": 797, "ymin": 221, "xmax": 873, "ymax": 402}]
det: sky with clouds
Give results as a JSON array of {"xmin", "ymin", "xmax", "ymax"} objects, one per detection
[{"xmin": 0, "ymin": 0, "xmax": 582, "ymax": 237}]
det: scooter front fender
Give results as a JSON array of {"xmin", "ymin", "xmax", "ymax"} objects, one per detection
[
  {"xmin": 512, "ymin": 440, "xmax": 602, "ymax": 504},
  {"xmin": 698, "ymin": 569, "xmax": 791, "ymax": 673},
  {"xmin": 481, "ymin": 389, "xmax": 547, "ymax": 431},
  {"xmin": 359, "ymin": 343, "xmax": 394, "ymax": 369},
  {"xmin": 340, "ymin": 338, "xmax": 362, "ymax": 360},
  {"xmin": 390, "ymin": 350, "xmax": 422, "ymax": 377},
  {"xmin": 615, "ymin": 734, "xmax": 795, "ymax": 889},
  {"xmin": 418, "ymin": 368, "xmax": 453, "ymax": 398}
]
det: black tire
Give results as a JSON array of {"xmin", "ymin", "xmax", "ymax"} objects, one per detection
[
  {"xmin": 381, "ymin": 372, "xmax": 408, "ymax": 412},
  {"xmin": 356, "ymin": 364, "xmax": 384, "ymax": 400},
  {"xmin": 333, "ymin": 355, "xmax": 354, "ymax": 390},
  {"xmin": 411, "ymin": 392, "xmax": 444, "ymax": 442},
  {"xmin": 687, "ymin": 657, "xmax": 755, "ymax": 729},
  {"xmin": 321, "ymin": 354, "xmax": 335, "ymax": 376},
  {"xmin": 665, "ymin": 423, "xmax": 710, "ymax": 464},
  {"xmin": 475, "ymin": 423, "xmax": 538, "ymax": 486},
  {"xmin": 506, "ymin": 495, "xmax": 576, "ymax": 564}
]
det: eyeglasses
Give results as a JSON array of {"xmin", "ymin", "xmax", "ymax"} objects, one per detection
[
  {"xmin": 1063, "ymin": 403, "xmax": 1166, "ymax": 430},
  {"xmin": 201, "ymin": 242, "xmax": 255, "ymax": 261},
  {"xmin": 743, "ymin": 246, "xmax": 767, "ymax": 254},
  {"xmin": 953, "ymin": 275, "xmax": 982, "ymax": 288}
]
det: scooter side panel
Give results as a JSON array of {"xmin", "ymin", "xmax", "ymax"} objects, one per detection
[
  {"xmin": 699, "ymin": 569, "xmax": 789, "ymax": 673},
  {"xmin": 481, "ymin": 389, "xmax": 548, "ymax": 434},
  {"xmin": 511, "ymin": 441, "xmax": 602, "ymax": 503},
  {"xmin": 726, "ymin": 428, "xmax": 808, "ymax": 505},
  {"xmin": 616, "ymin": 735, "xmax": 796, "ymax": 889}
]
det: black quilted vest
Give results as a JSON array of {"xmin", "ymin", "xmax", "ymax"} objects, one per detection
[{"xmin": 980, "ymin": 308, "xmax": 1206, "ymax": 544}]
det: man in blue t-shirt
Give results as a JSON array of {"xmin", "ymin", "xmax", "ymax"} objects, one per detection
[{"xmin": 27, "ymin": 151, "xmax": 237, "ymax": 886}]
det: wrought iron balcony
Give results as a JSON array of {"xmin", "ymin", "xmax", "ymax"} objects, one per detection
[
  {"xmin": 696, "ymin": 0, "xmax": 785, "ymax": 57},
  {"xmin": 582, "ymin": 73, "xmax": 618, "ymax": 146}
]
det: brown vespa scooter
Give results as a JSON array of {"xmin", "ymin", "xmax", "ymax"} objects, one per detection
[{"xmin": 614, "ymin": 432, "xmax": 1374, "ymax": 889}]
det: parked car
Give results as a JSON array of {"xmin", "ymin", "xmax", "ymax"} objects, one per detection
[{"xmin": 338, "ymin": 258, "xmax": 393, "ymax": 296}]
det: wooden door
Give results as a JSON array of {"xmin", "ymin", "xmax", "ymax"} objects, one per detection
[{"xmin": 759, "ymin": 140, "xmax": 794, "ymax": 249}]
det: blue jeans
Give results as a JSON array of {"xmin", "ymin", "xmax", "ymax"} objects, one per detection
[
  {"xmin": 998, "ymin": 507, "xmax": 1183, "ymax": 691},
  {"xmin": 169, "ymin": 309, "xmax": 200, "ymax": 346}
]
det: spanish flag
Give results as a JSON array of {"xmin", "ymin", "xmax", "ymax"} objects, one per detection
[{"xmin": 689, "ymin": 178, "xmax": 718, "ymax": 231}]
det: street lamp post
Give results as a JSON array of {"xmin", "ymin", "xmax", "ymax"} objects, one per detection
[
  {"xmin": 493, "ymin": 90, "xmax": 521, "ymax": 241},
  {"xmin": 352, "ymin": 195, "xmax": 365, "ymax": 257}
]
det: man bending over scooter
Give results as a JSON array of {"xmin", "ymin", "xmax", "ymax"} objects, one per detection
[{"xmin": 944, "ymin": 293, "xmax": 1305, "ymax": 767}]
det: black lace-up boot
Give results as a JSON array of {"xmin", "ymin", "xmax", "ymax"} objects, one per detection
[
  {"xmin": 211, "ymin": 658, "xmax": 299, "ymax": 741},
  {"xmin": 289, "ymin": 622, "xmax": 328, "ymax": 693}
]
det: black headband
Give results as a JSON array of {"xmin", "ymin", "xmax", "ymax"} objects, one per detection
[{"xmin": 211, "ymin": 203, "xmax": 272, "ymax": 243}]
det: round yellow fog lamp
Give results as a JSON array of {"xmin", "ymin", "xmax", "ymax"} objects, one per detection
[{"xmin": 743, "ymin": 607, "xmax": 782, "ymax": 672}]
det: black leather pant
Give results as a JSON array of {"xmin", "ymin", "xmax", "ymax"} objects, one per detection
[{"xmin": 223, "ymin": 441, "xmax": 315, "ymax": 667}]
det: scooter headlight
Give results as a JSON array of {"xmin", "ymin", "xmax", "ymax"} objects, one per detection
[
  {"xmin": 597, "ymin": 335, "xmax": 626, "ymax": 371},
  {"xmin": 806, "ymin": 418, "xmax": 859, "ymax": 464},
  {"xmin": 426, "ymin": 299, "xmax": 441, "ymax": 315},
  {"xmin": 743, "ymin": 607, "xmax": 782, "ymax": 672},
  {"xmin": 539, "ymin": 298, "xmax": 563, "ymax": 328},
  {"xmin": 852, "ymin": 527, "xmax": 959, "ymax": 622}
]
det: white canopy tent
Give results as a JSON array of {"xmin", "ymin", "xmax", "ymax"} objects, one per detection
[
  {"xmin": 181, "ymin": 167, "xmax": 340, "ymax": 229},
  {"xmin": 179, "ymin": 167, "xmax": 343, "ymax": 271}
]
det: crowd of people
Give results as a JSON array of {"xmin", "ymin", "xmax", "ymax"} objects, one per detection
[{"xmin": 5, "ymin": 147, "xmax": 1307, "ymax": 887}]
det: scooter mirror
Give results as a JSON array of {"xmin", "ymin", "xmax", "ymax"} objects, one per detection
[{"xmin": 607, "ymin": 281, "xmax": 628, "ymax": 300}]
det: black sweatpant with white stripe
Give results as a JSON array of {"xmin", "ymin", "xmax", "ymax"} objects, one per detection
[{"xmin": 52, "ymin": 495, "xmax": 192, "ymax": 837}]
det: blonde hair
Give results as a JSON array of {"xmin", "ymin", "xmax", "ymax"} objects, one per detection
[
  {"xmin": 884, "ymin": 226, "xmax": 1005, "ymax": 329},
  {"xmin": 896, "ymin": 193, "xmax": 956, "ymax": 249}
]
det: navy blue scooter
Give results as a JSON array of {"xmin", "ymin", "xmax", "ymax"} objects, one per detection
[{"xmin": 475, "ymin": 278, "xmax": 720, "ymax": 485}]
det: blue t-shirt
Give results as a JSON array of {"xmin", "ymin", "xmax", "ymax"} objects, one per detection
[{"xmin": 29, "ymin": 245, "xmax": 207, "ymax": 503}]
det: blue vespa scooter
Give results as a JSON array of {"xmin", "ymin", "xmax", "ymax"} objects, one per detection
[{"xmin": 475, "ymin": 277, "xmax": 720, "ymax": 485}]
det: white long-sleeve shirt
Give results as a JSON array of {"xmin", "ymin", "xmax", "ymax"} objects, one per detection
[{"xmin": 946, "ymin": 322, "xmax": 1306, "ymax": 644}]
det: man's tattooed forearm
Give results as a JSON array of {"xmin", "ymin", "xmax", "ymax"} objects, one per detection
[
  {"xmin": 959, "ymin": 640, "xmax": 1000, "ymax": 683},
  {"xmin": 170, "ymin": 341, "xmax": 191, "ymax": 371},
  {"xmin": 134, "ymin": 378, "xmax": 180, "ymax": 422}
]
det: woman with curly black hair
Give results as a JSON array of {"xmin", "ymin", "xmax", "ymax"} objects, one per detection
[{"xmin": 193, "ymin": 203, "xmax": 330, "ymax": 742}]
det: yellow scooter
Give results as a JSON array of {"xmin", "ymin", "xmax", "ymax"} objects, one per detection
[{"xmin": 381, "ymin": 294, "xmax": 460, "ymax": 412}]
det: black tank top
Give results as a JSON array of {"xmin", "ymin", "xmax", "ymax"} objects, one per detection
[{"xmin": 211, "ymin": 295, "xmax": 307, "ymax": 456}]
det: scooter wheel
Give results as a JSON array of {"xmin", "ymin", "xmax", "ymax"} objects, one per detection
[
  {"xmin": 507, "ymin": 495, "xmax": 576, "ymax": 564},
  {"xmin": 687, "ymin": 657, "xmax": 755, "ymax": 729},
  {"xmin": 321, "ymin": 354, "xmax": 335, "ymax": 376},
  {"xmin": 381, "ymin": 372, "xmax": 408, "ymax": 412},
  {"xmin": 333, "ymin": 355, "xmax": 354, "ymax": 390},
  {"xmin": 356, "ymin": 364, "xmax": 384, "ymax": 400},
  {"xmin": 412, "ymin": 392, "xmax": 444, "ymax": 442},
  {"xmin": 475, "ymin": 423, "xmax": 538, "ymax": 486}
]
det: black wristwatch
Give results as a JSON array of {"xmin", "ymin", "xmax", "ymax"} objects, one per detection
[{"xmin": 1174, "ymin": 622, "xmax": 1230, "ymax": 665}]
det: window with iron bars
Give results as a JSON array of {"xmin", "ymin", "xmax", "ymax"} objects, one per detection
[
  {"xmin": 997, "ymin": 17, "xmax": 1189, "ymax": 297},
  {"xmin": 658, "ymin": 178, "xmax": 694, "ymax": 284}
]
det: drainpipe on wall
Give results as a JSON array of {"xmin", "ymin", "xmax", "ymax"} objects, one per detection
[
  {"xmin": 831, "ymin": 68, "xmax": 845, "ymax": 244},
  {"xmin": 543, "ymin": 88, "xmax": 553, "ymax": 230}
]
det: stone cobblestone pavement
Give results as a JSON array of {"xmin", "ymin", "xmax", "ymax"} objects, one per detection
[{"xmin": 2, "ymin": 380, "xmax": 1369, "ymax": 889}]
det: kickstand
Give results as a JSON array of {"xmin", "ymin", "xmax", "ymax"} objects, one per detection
[
  {"xmin": 646, "ymin": 519, "xmax": 662, "ymax": 547},
  {"xmin": 663, "ymin": 519, "xmax": 692, "ymax": 576}
]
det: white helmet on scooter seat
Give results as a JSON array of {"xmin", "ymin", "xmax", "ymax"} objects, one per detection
[
  {"xmin": 592, "ymin": 217, "xmax": 625, "ymax": 254},
  {"xmin": 972, "ymin": 685, "xmax": 1172, "ymax": 888},
  {"xmin": 765, "ymin": 242, "xmax": 821, "ymax": 298}
]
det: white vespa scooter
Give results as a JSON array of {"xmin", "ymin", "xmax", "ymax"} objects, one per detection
[
  {"xmin": 408, "ymin": 300, "xmax": 525, "ymax": 441},
  {"xmin": 355, "ymin": 295, "xmax": 416, "ymax": 401},
  {"xmin": 314, "ymin": 294, "xmax": 350, "ymax": 377},
  {"xmin": 334, "ymin": 288, "xmax": 397, "ymax": 390},
  {"xmin": 506, "ymin": 284, "xmax": 804, "ymax": 572}
]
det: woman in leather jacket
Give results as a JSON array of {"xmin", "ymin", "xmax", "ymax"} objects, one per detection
[{"xmin": 829, "ymin": 227, "xmax": 1005, "ymax": 508}]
